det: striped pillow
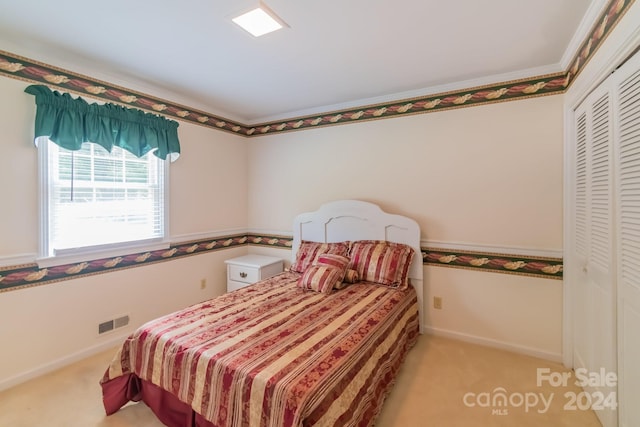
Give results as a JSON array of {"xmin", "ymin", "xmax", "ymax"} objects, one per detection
[
  {"xmin": 298, "ymin": 254, "xmax": 350, "ymax": 293},
  {"xmin": 290, "ymin": 241, "xmax": 350, "ymax": 273},
  {"xmin": 316, "ymin": 254, "xmax": 350, "ymax": 272},
  {"xmin": 348, "ymin": 240, "xmax": 414, "ymax": 288}
]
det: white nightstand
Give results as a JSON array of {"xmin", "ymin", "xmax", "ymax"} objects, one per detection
[{"xmin": 225, "ymin": 254, "xmax": 284, "ymax": 292}]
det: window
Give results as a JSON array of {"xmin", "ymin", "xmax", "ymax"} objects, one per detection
[
  {"xmin": 40, "ymin": 139, "xmax": 169, "ymax": 260},
  {"xmin": 25, "ymin": 84, "xmax": 180, "ymax": 263}
]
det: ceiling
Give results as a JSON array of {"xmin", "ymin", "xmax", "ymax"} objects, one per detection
[{"xmin": 0, "ymin": 0, "xmax": 599, "ymax": 124}]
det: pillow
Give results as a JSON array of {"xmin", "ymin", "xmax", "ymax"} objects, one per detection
[
  {"xmin": 348, "ymin": 240, "xmax": 414, "ymax": 288},
  {"xmin": 298, "ymin": 253, "xmax": 350, "ymax": 293},
  {"xmin": 290, "ymin": 241, "xmax": 350, "ymax": 273},
  {"xmin": 335, "ymin": 269, "xmax": 359, "ymax": 289},
  {"xmin": 298, "ymin": 265, "xmax": 344, "ymax": 294},
  {"xmin": 343, "ymin": 269, "xmax": 360, "ymax": 283},
  {"xmin": 316, "ymin": 253, "xmax": 350, "ymax": 272}
]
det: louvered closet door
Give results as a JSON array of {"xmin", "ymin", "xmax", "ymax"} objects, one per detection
[
  {"xmin": 573, "ymin": 108, "xmax": 589, "ymax": 367},
  {"xmin": 573, "ymin": 78, "xmax": 617, "ymax": 427},
  {"xmin": 614, "ymin": 50, "xmax": 640, "ymax": 427}
]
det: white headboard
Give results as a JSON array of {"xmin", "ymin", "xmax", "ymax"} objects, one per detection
[{"xmin": 292, "ymin": 200, "xmax": 424, "ymax": 333}]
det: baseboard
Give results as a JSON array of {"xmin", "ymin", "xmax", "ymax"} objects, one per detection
[
  {"xmin": 0, "ymin": 332, "xmax": 129, "ymax": 392},
  {"xmin": 424, "ymin": 326, "xmax": 563, "ymax": 363}
]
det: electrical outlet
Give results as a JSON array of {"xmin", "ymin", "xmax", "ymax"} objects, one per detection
[
  {"xmin": 200, "ymin": 278, "xmax": 207, "ymax": 290},
  {"xmin": 433, "ymin": 296, "xmax": 443, "ymax": 310}
]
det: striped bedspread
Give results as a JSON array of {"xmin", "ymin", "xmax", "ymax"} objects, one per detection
[{"xmin": 101, "ymin": 272, "xmax": 419, "ymax": 427}]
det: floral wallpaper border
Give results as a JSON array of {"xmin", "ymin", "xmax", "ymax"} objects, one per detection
[
  {"xmin": 423, "ymin": 248, "xmax": 563, "ymax": 280},
  {"xmin": 0, "ymin": 233, "xmax": 562, "ymax": 293},
  {"xmin": 0, "ymin": 0, "xmax": 632, "ymax": 137},
  {"xmin": 0, "ymin": 50, "xmax": 250, "ymax": 136},
  {"xmin": 0, "ymin": 234, "xmax": 251, "ymax": 293}
]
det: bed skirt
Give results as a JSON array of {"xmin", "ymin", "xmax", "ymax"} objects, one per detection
[{"xmin": 103, "ymin": 373, "xmax": 219, "ymax": 427}]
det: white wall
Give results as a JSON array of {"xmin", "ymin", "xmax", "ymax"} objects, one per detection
[
  {"xmin": 247, "ymin": 95, "xmax": 565, "ymax": 360},
  {"xmin": 0, "ymin": 78, "xmax": 39, "ymax": 256},
  {"xmin": 0, "ymin": 76, "xmax": 249, "ymax": 390},
  {"xmin": 248, "ymin": 97, "xmax": 563, "ymax": 248}
]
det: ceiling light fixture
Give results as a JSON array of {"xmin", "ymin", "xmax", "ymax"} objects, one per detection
[{"xmin": 232, "ymin": 1, "xmax": 287, "ymax": 37}]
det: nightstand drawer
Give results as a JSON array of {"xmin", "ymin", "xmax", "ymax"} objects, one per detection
[
  {"xmin": 228, "ymin": 264, "xmax": 259, "ymax": 284},
  {"xmin": 225, "ymin": 254, "xmax": 284, "ymax": 293}
]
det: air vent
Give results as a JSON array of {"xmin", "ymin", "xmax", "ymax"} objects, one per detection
[
  {"xmin": 98, "ymin": 320, "xmax": 114, "ymax": 334},
  {"xmin": 114, "ymin": 315, "xmax": 130, "ymax": 329},
  {"xmin": 98, "ymin": 315, "xmax": 130, "ymax": 335}
]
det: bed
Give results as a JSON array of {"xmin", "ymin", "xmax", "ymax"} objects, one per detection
[{"xmin": 101, "ymin": 200, "xmax": 424, "ymax": 427}]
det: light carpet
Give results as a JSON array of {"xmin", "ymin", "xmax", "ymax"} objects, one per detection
[{"xmin": 0, "ymin": 335, "xmax": 602, "ymax": 427}]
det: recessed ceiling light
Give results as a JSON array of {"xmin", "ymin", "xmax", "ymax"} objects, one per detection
[{"xmin": 232, "ymin": 2, "xmax": 287, "ymax": 37}]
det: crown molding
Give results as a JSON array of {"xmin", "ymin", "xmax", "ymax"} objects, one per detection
[
  {"xmin": 560, "ymin": 0, "xmax": 611, "ymax": 70},
  {"xmin": 250, "ymin": 63, "xmax": 563, "ymax": 125}
]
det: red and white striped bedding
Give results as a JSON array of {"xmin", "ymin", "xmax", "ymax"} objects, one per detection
[{"xmin": 101, "ymin": 271, "xmax": 419, "ymax": 427}]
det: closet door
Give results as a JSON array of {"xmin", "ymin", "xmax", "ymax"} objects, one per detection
[
  {"xmin": 573, "ymin": 78, "xmax": 617, "ymax": 427},
  {"xmin": 614, "ymin": 51, "xmax": 640, "ymax": 427}
]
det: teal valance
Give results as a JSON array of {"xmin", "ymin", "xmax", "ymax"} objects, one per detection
[{"xmin": 25, "ymin": 85, "xmax": 180, "ymax": 161}]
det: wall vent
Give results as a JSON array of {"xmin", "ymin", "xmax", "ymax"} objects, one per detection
[
  {"xmin": 114, "ymin": 315, "xmax": 130, "ymax": 329},
  {"xmin": 98, "ymin": 315, "xmax": 130, "ymax": 335},
  {"xmin": 98, "ymin": 320, "xmax": 114, "ymax": 334}
]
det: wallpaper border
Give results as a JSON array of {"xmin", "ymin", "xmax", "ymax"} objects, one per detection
[
  {"xmin": 0, "ymin": 234, "xmax": 251, "ymax": 293},
  {"xmin": 423, "ymin": 248, "xmax": 562, "ymax": 280},
  {"xmin": 0, "ymin": 233, "xmax": 562, "ymax": 293},
  {"xmin": 0, "ymin": 0, "xmax": 632, "ymax": 137}
]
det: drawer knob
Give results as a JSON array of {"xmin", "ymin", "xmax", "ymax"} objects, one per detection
[{"xmin": 240, "ymin": 272, "xmax": 247, "ymax": 278}]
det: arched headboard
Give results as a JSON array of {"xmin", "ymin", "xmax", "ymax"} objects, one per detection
[{"xmin": 292, "ymin": 200, "xmax": 424, "ymax": 333}]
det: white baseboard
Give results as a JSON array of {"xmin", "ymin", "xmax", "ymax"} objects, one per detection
[
  {"xmin": 0, "ymin": 332, "xmax": 129, "ymax": 392},
  {"xmin": 424, "ymin": 326, "xmax": 563, "ymax": 363}
]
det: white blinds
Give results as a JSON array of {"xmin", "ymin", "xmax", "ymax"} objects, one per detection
[{"xmin": 44, "ymin": 139, "xmax": 166, "ymax": 256}]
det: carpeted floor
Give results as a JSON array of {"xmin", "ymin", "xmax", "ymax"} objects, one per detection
[{"xmin": 0, "ymin": 334, "xmax": 602, "ymax": 427}]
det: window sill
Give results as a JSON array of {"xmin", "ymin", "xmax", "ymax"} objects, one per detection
[{"xmin": 36, "ymin": 241, "xmax": 170, "ymax": 269}]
